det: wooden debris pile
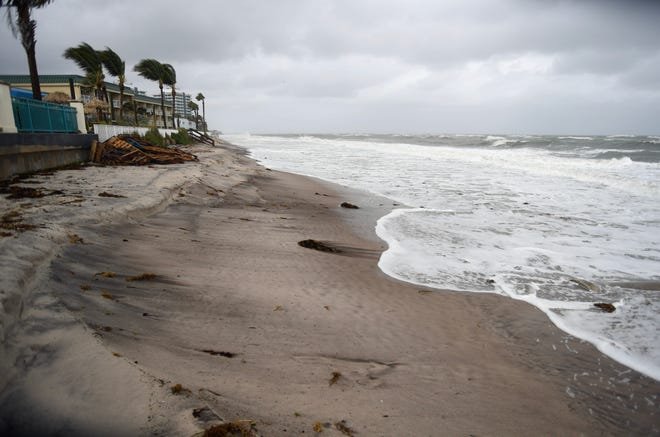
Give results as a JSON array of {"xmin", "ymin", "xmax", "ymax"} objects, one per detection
[{"xmin": 91, "ymin": 135, "xmax": 198, "ymax": 166}]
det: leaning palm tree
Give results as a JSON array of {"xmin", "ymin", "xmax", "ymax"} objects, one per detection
[
  {"xmin": 134, "ymin": 59, "xmax": 168, "ymax": 128},
  {"xmin": 162, "ymin": 63, "xmax": 177, "ymax": 129},
  {"xmin": 1, "ymin": 0, "xmax": 54, "ymax": 100},
  {"xmin": 188, "ymin": 100, "xmax": 199, "ymax": 130},
  {"xmin": 195, "ymin": 92, "xmax": 206, "ymax": 133},
  {"xmin": 63, "ymin": 42, "xmax": 106, "ymax": 120},
  {"xmin": 99, "ymin": 47, "xmax": 126, "ymax": 123}
]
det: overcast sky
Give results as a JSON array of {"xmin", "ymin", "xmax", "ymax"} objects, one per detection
[{"xmin": 2, "ymin": 0, "xmax": 659, "ymax": 134}]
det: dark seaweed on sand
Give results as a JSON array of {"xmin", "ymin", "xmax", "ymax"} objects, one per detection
[{"xmin": 298, "ymin": 239, "xmax": 342, "ymax": 253}]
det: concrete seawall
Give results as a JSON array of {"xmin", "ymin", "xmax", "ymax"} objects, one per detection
[{"xmin": 0, "ymin": 133, "xmax": 97, "ymax": 179}]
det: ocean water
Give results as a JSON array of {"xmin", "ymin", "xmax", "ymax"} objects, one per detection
[{"xmin": 224, "ymin": 133, "xmax": 660, "ymax": 381}]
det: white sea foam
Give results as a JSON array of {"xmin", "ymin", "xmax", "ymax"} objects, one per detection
[
  {"xmin": 485, "ymin": 135, "xmax": 517, "ymax": 147},
  {"xmin": 559, "ymin": 136, "xmax": 595, "ymax": 140},
  {"xmin": 226, "ymin": 133, "xmax": 660, "ymax": 381}
]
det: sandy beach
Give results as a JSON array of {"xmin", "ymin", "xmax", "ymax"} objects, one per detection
[{"xmin": 0, "ymin": 142, "xmax": 658, "ymax": 436}]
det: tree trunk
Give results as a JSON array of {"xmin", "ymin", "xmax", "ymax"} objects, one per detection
[
  {"xmin": 171, "ymin": 88, "xmax": 176, "ymax": 129},
  {"xmin": 159, "ymin": 84, "xmax": 167, "ymax": 129},
  {"xmin": 133, "ymin": 98, "xmax": 138, "ymax": 126},
  {"xmin": 119, "ymin": 83, "xmax": 124, "ymax": 123},
  {"xmin": 202, "ymin": 100, "xmax": 206, "ymax": 133},
  {"xmin": 107, "ymin": 89, "xmax": 114, "ymax": 123},
  {"xmin": 17, "ymin": 5, "xmax": 42, "ymax": 100}
]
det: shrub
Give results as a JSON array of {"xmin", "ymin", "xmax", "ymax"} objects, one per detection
[
  {"xmin": 144, "ymin": 127, "xmax": 165, "ymax": 146},
  {"xmin": 171, "ymin": 128, "xmax": 193, "ymax": 145}
]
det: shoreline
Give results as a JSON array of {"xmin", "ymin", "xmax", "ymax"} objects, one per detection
[{"xmin": 1, "ymin": 143, "xmax": 658, "ymax": 435}]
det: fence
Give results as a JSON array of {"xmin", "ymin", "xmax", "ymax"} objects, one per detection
[
  {"xmin": 93, "ymin": 124, "xmax": 179, "ymax": 142},
  {"xmin": 12, "ymin": 96, "xmax": 78, "ymax": 133}
]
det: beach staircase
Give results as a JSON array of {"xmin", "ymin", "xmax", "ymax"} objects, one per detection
[{"xmin": 187, "ymin": 128, "xmax": 215, "ymax": 146}]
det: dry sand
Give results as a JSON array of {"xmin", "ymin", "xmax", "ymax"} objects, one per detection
[{"xmin": 0, "ymin": 142, "xmax": 658, "ymax": 436}]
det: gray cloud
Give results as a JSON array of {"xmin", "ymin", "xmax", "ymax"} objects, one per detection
[{"xmin": 1, "ymin": 0, "xmax": 659, "ymax": 134}]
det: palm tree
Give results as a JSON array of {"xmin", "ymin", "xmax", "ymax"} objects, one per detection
[
  {"xmin": 63, "ymin": 42, "xmax": 106, "ymax": 120},
  {"xmin": 122, "ymin": 99, "xmax": 139, "ymax": 126},
  {"xmin": 196, "ymin": 92, "xmax": 206, "ymax": 133},
  {"xmin": 63, "ymin": 42, "xmax": 105, "ymax": 99},
  {"xmin": 188, "ymin": 100, "xmax": 199, "ymax": 130},
  {"xmin": 162, "ymin": 63, "xmax": 176, "ymax": 129},
  {"xmin": 134, "ymin": 59, "xmax": 168, "ymax": 128},
  {"xmin": 99, "ymin": 47, "xmax": 126, "ymax": 123},
  {"xmin": 1, "ymin": 0, "xmax": 54, "ymax": 100}
]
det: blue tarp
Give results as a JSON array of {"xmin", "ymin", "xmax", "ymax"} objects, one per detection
[{"xmin": 10, "ymin": 88, "xmax": 46, "ymax": 99}]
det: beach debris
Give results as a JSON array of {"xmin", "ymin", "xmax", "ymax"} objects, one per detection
[
  {"xmin": 570, "ymin": 278, "xmax": 600, "ymax": 292},
  {"xmin": 313, "ymin": 422, "xmax": 324, "ymax": 433},
  {"xmin": 298, "ymin": 239, "xmax": 342, "ymax": 253},
  {"xmin": 171, "ymin": 383, "xmax": 190, "ymax": 395},
  {"xmin": 334, "ymin": 420, "xmax": 356, "ymax": 436},
  {"xmin": 192, "ymin": 406, "xmax": 222, "ymax": 423},
  {"xmin": 594, "ymin": 302, "xmax": 616, "ymax": 313},
  {"xmin": 294, "ymin": 412, "xmax": 302, "ymax": 417},
  {"xmin": 112, "ymin": 352, "xmax": 122, "ymax": 357},
  {"xmin": 329, "ymin": 371, "xmax": 342, "ymax": 386},
  {"xmin": 201, "ymin": 349, "xmax": 236, "ymax": 358},
  {"xmin": 202, "ymin": 420, "xmax": 258, "ymax": 437},
  {"xmin": 324, "ymin": 305, "xmax": 330, "ymax": 310},
  {"xmin": 273, "ymin": 305, "xmax": 284, "ymax": 311},
  {"xmin": 68, "ymin": 233, "xmax": 84, "ymax": 244},
  {"xmin": 95, "ymin": 271, "xmax": 116, "ymax": 278},
  {"xmin": 0, "ymin": 186, "xmax": 45, "ymax": 198},
  {"xmin": 98, "ymin": 191, "xmax": 126, "ymax": 198},
  {"xmin": 340, "ymin": 202, "xmax": 359, "ymax": 209},
  {"xmin": 95, "ymin": 135, "xmax": 198, "ymax": 166},
  {"xmin": 418, "ymin": 290, "xmax": 432, "ymax": 295},
  {"xmin": 126, "ymin": 272, "xmax": 157, "ymax": 282},
  {"xmin": 0, "ymin": 211, "xmax": 37, "ymax": 232},
  {"xmin": 101, "ymin": 291, "xmax": 115, "ymax": 300},
  {"xmin": 80, "ymin": 284, "xmax": 91, "ymax": 291},
  {"xmin": 0, "ymin": 231, "xmax": 12, "ymax": 237}
]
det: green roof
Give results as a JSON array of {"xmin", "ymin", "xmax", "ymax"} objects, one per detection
[
  {"xmin": 0, "ymin": 74, "xmax": 171, "ymax": 107},
  {"xmin": 0, "ymin": 74, "xmax": 86, "ymax": 85}
]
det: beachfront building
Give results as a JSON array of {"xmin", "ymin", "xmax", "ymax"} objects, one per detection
[
  {"xmin": 0, "ymin": 74, "xmax": 174, "ymax": 129},
  {"xmin": 154, "ymin": 92, "xmax": 190, "ymax": 119},
  {"xmin": 152, "ymin": 91, "xmax": 194, "ymax": 129}
]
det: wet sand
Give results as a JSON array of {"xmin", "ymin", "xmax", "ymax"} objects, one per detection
[{"xmin": 1, "ymin": 144, "xmax": 658, "ymax": 435}]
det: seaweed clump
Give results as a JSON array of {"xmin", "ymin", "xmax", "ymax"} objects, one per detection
[
  {"xmin": 203, "ymin": 420, "xmax": 258, "ymax": 437},
  {"xmin": 594, "ymin": 302, "xmax": 616, "ymax": 313},
  {"xmin": 126, "ymin": 272, "xmax": 157, "ymax": 282},
  {"xmin": 1, "ymin": 211, "xmax": 37, "ymax": 232},
  {"xmin": 329, "ymin": 371, "xmax": 342, "ymax": 386},
  {"xmin": 298, "ymin": 239, "xmax": 342, "ymax": 253}
]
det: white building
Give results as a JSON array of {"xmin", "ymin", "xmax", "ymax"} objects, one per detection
[{"xmin": 153, "ymin": 92, "xmax": 191, "ymax": 118}]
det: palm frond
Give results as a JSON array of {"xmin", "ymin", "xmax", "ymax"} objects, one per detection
[
  {"xmin": 134, "ymin": 58, "xmax": 165, "ymax": 84},
  {"xmin": 99, "ymin": 47, "xmax": 125, "ymax": 78},
  {"xmin": 63, "ymin": 42, "xmax": 103, "ymax": 76},
  {"xmin": 162, "ymin": 63, "xmax": 176, "ymax": 86}
]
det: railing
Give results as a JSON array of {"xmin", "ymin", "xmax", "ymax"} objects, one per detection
[
  {"xmin": 11, "ymin": 96, "xmax": 78, "ymax": 133},
  {"xmin": 188, "ymin": 128, "xmax": 215, "ymax": 146}
]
